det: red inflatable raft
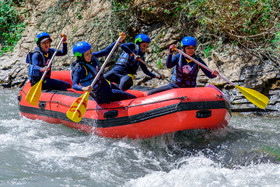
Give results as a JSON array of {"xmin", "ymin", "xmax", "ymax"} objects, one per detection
[{"xmin": 18, "ymin": 71, "xmax": 231, "ymax": 139}]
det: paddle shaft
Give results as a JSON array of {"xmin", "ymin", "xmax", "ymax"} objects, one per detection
[
  {"xmin": 40, "ymin": 37, "xmax": 64, "ymax": 80},
  {"xmin": 89, "ymin": 37, "xmax": 122, "ymax": 88},
  {"xmin": 66, "ymin": 37, "xmax": 123, "ymax": 122},
  {"xmin": 137, "ymin": 58, "xmax": 163, "ymax": 78},
  {"xmin": 176, "ymin": 49, "xmax": 235, "ymax": 86},
  {"xmin": 176, "ymin": 49, "xmax": 269, "ymax": 109}
]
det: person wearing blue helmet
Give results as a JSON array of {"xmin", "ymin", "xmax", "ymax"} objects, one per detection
[
  {"xmin": 28, "ymin": 32, "xmax": 70, "ymax": 90},
  {"xmin": 147, "ymin": 36, "xmax": 219, "ymax": 95},
  {"xmin": 70, "ymin": 34, "xmax": 136, "ymax": 104},
  {"xmin": 104, "ymin": 33, "xmax": 162, "ymax": 91}
]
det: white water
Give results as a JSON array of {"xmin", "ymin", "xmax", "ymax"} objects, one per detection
[{"xmin": 0, "ymin": 88, "xmax": 279, "ymax": 186}]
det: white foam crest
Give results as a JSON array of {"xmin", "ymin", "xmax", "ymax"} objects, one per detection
[
  {"xmin": 230, "ymin": 115, "xmax": 280, "ymax": 132},
  {"xmin": 125, "ymin": 156, "xmax": 280, "ymax": 187},
  {"xmin": 0, "ymin": 118, "xmax": 42, "ymax": 146},
  {"xmin": 24, "ymin": 134, "xmax": 108, "ymax": 170},
  {"xmin": 0, "ymin": 117, "xmax": 102, "ymax": 171}
]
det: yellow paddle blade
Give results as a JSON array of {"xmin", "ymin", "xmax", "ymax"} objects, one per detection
[
  {"xmin": 66, "ymin": 92, "xmax": 89, "ymax": 123},
  {"xmin": 235, "ymin": 85, "xmax": 269, "ymax": 109},
  {"xmin": 25, "ymin": 79, "xmax": 43, "ymax": 106}
]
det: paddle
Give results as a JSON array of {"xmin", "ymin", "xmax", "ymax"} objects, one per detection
[
  {"xmin": 175, "ymin": 48, "xmax": 269, "ymax": 109},
  {"xmin": 25, "ymin": 37, "xmax": 64, "ymax": 106},
  {"xmin": 137, "ymin": 58, "xmax": 165, "ymax": 79},
  {"xmin": 66, "ymin": 35, "xmax": 124, "ymax": 123}
]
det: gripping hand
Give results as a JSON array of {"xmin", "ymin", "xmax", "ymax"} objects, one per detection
[
  {"xmin": 169, "ymin": 44, "xmax": 176, "ymax": 54},
  {"xmin": 119, "ymin": 32, "xmax": 126, "ymax": 43},
  {"xmin": 61, "ymin": 34, "xmax": 67, "ymax": 42}
]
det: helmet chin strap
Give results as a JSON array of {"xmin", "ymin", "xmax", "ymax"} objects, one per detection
[
  {"xmin": 138, "ymin": 45, "xmax": 143, "ymax": 53},
  {"xmin": 77, "ymin": 56, "xmax": 85, "ymax": 62},
  {"xmin": 137, "ymin": 43, "xmax": 145, "ymax": 54}
]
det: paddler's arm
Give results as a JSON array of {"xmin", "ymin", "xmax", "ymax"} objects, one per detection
[
  {"xmin": 166, "ymin": 53, "xmax": 180, "ymax": 68},
  {"xmin": 198, "ymin": 58, "xmax": 218, "ymax": 78},
  {"xmin": 72, "ymin": 65, "xmax": 92, "ymax": 91},
  {"xmin": 139, "ymin": 61, "xmax": 156, "ymax": 78},
  {"xmin": 120, "ymin": 43, "xmax": 135, "ymax": 55},
  {"xmin": 92, "ymin": 41, "xmax": 117, "ymax": 58}
]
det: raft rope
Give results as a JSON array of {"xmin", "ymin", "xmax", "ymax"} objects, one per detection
[
  {"xmin": 21, "ymin": 89, "xmax": 188, "ymax": 111},
  {"xmin": 58, "ymin": 96, "xmax": 187, "ymax": 111}
]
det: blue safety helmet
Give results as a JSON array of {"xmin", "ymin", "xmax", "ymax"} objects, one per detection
[
  {"xmin": 134, "ymin": 34, "xmax": 151, "ymax": 44},
  {"xmin": 72, "ymin": 41, "xmax": 92, "ymax": 58},
  {"xmin": 36, "ymin": 32, "xmax": 52, "ymax": 45},
  {"xmin": 181, "ymin": 36, "xmax": 196, "ymax": 47}
]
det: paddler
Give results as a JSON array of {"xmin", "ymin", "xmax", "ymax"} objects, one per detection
[
  {"xmin": 148, "ymin": 36, "xmax": 219, "ymax": 95},
  {"xmin": 27, "ymin": 32, "xmax": 71, "ymax": 90},
  {"xmin": 104, "ymin": 33, "xmax": 164, "ymax": 91},
  {"xmin": 70, "ymin": 33, "xmax": 136, "ymax": 104}
]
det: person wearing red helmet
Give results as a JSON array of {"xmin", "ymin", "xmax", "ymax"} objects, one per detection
[
  {"xmin": 27, "ymin": 32, "xmax": 70, "ymax": 90},
  {"xmin": 105, "ymin": 34, "xmax": 162, "ymax": 91},
  {"xmin": 148, "ymin": 36, "xmax": 219, "ymax": 95}
]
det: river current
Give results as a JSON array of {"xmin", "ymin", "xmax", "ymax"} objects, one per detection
[{"xmin": 0, "ymin": 88, "xmax": 279, "ymax": 186}]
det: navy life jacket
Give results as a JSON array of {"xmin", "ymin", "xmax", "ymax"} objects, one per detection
[
  {"xmin": 27, "ymin": 47, "xmax": 54, "ymax": 80},
  {"xmin": 70, "ymin": 56, "xmax": 108, "ymax": 91},
  {"xmin": 170, "ymin": 54, "xmax": 201, "ymax": 87},
  {"xmin": 116, "ymin": 44, "xmax": 144, "ymax": 74}
]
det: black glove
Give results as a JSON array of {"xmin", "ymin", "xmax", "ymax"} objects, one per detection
[{"xmin": 134, "ymin": 55, "xmax": 141, "ymax": 61}]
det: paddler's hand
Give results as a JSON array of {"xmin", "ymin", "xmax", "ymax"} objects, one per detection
[
  {"xmin": 119, "ymin": 32, "xmax": 126, "ymax": 44},
  {"xmin": 129, "ymin": 53, "xmax": 140, "ymax": 61},
  {"xmin": 134, "ymin": 55, "xmax": 141, "ymax": 61},
  {"xmin": 169, "ymin": 44, "xmax": 176, "ymax": 54},
  {"xmin": 82, "ymin": 85, "xmax": 93, "ymax": 92},
  {"xmin": 61, "ymin": 34, "xmax": 67, "ymax": 43},
  {"xmin": 212, "ymin": 69, "xmax": 219, "ymax": 77},
  {"xmin": 40, "ymin": 67, "xmax": 50, "ymax": 72},
  {"xmin": 155, "ymin": 74, "xmax": 165, "ymax": 80}
]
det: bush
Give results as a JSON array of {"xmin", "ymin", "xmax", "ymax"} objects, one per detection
[
  {"xmin": 187, "ymin": 0, "xmax": 280, "ymax": 60},
  {"xmin": 0, "ymin": 0, "xmax": 26, "ymax": 56},
  {"xmin": 110, "ymin": 0, "xmax": 280, "ymax": 61}
]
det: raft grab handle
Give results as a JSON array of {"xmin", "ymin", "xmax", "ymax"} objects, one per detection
[{"xmin": 196, "ymin": 110, "xmax": 212, "ymax": 118}]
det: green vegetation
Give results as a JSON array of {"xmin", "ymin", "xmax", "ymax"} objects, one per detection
[
  {"xmin": 110, "ymin": 0, "xmax": 280, "ymax": 61},
  {"xmin": 1, "ymin": 0, "xmax": 279, "ymax": 62},
  {"xmin": 0, "ymin": 0, "xmax": 26, "ymax": 56}
]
